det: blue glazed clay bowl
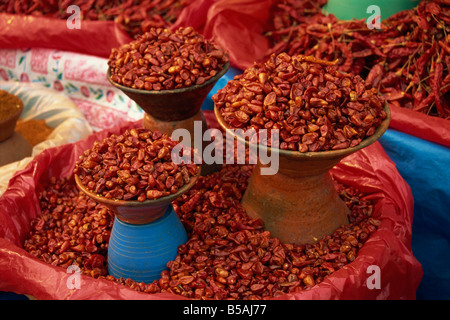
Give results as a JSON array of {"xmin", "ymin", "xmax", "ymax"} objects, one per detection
[
  {"xmin": 75, "ymin": 169, "xmax": 200, "ymax": 283},
  {"xmin": 75, "ymin": 169, "xmax": 199, "ymax": 283}
]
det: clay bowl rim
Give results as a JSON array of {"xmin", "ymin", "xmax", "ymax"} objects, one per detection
[
  {"xmin": 74, "ymin": 167, "xmax": 201, "ymax": 210},
  {"xmin": 214, "ymin": 102, "xmax": 391, "ymax": 161},
  {"xmin": 107, "ymin": 62, "xmax": 230, "ymax": 96}
]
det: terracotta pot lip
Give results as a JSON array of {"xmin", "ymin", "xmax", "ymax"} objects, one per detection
[
  {"xmin": 107, "ymin": 62, "xmax": 230, "ymax": 96},
  {"xmin": 214, "ymin": 102, "xmax": 391, "ymax": 160},
  {"xmin": 74, "ymin": 167, "xmax": 201, "ymax": 208}
]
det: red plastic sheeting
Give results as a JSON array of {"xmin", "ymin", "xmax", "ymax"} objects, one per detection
[
  {"xmin": 0, "ymin": 14, "xmax": 132, "ymax": 59},
  {"xmin": 182, "ymin": 0, "xmax": 276, "ymax": 71},
  {"xmin": 388, "ymin": 105, "xmax": 450, "ymax": 147},
  {"xmin": 0, "ymin": 118, "xmax": 422, "ymax": 300}
]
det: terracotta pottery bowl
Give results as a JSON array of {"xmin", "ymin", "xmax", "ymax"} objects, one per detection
[
  {"xmin": 107, "ymin": 62, "xmax": 229, "ymax": 123},
  {"xmin": 107, "ymin": 63, "xmax": 229, "ymax": 176},
  {"xmin": 74, "ymin": 167, "xmax": 200, "ymax": 225},
  {"xmin": 215, "ymin": 102, "xmax": 390, "ymax": 244}
]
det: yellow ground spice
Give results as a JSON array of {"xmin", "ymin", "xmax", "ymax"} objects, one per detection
[{"xmin": 15, "ymin": 119, "xmax": 54, "ymax": 146}]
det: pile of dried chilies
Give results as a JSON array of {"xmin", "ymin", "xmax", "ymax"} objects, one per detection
[
  {"xmin": 0, "ymin": 0, "xmax": 194, "ymax": 38},
  {"xmin": 24, "ymin": 164, "xmax": 379, "ymax": 300},
  {"xmin": 264, "ymin": 0, "xmax": 450, "ymax": 119}
]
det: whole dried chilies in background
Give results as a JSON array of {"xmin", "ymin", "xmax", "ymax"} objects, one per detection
[{"xmin": 264, "ymin": 0, "xmax": 450, "ymax": 119}]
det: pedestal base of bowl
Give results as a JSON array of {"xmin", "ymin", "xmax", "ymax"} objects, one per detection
[
  {"xmin": 107, "ymin": 206, "xmax": 188, "ymax": 283},
  {"xmin": 214, "ymin": 100, "xmax": 391, "ymax": 246},
  {"xmin": 242, "ymin": 161, "xmax": 349, "ymax": 245}
]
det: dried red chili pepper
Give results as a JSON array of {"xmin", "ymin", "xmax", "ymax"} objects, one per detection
[
  {"xmin": 414, "ymin": 93, "xmax": 435, "ymax": 113},
  {"xmin": 433, "ymin": 61, "xmax": 446, "ymax": 117},
  {"xmin": 415, "ymin": 41, "xmax": 438, "ymax": 82}
]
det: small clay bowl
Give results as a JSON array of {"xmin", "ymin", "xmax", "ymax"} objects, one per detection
[
  {"xmin": 107, "ymin": 62, "xmax": 230, "ymax": 122},
  {"xmin": 107, "ymin": 63, "xmax": 230, "ymax": 177},
  {"xmin": 0, "ymin": 91, "xmax": 24, "ymax": 142},
  {"xmin": 75, "ymin": 167, "xmax": 200, "ymax": 225}
]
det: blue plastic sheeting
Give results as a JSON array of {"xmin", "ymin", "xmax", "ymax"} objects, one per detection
[
  {"xmin": 379, "ymin": 129, "xmax": 450, "ymax": 300},
  {"xmin": 0, "ymin": 292, "xmax": 29, "ymax": 300}
]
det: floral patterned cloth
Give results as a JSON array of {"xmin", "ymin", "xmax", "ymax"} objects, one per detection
[{"xmin": 0, "ymin": 47, "xmax": 144, "ymax": 131}]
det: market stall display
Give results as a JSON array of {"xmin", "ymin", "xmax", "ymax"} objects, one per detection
[
  {"xmin": 0, "ymin": 119, "xmax": 421, "ymax": 300},
  {"xmin": 0, "ymin": 0, "xmax": 446, "ymax": 300}
]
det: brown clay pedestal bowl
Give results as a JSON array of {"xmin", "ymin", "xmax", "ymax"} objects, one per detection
[
  {"xmin": 107, "ymin": 63, "xmax": 230, "ymax": 176},
  {"xmin": 74, "ymin": 168, "xmax": 200, "ymax": 225},
  {"xmin": 215, "ymin": 103, "xmax": 390, "ymax": 245}
]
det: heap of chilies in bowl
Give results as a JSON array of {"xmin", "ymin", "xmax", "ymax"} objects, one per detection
[
  {"xmin": 108, "ymin": 26, "xmax": 228, "ymax": 90},
  {"xmin": 264, "ymin": 0, "xmax": 450, "ymax": 119},
  {"xmin": 73, "ymin": 128, "xmax": 199, "ymax": 202},
  {"xmin": 213, "ymin": 53, "xmax": 387, "ymax": 153}
]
